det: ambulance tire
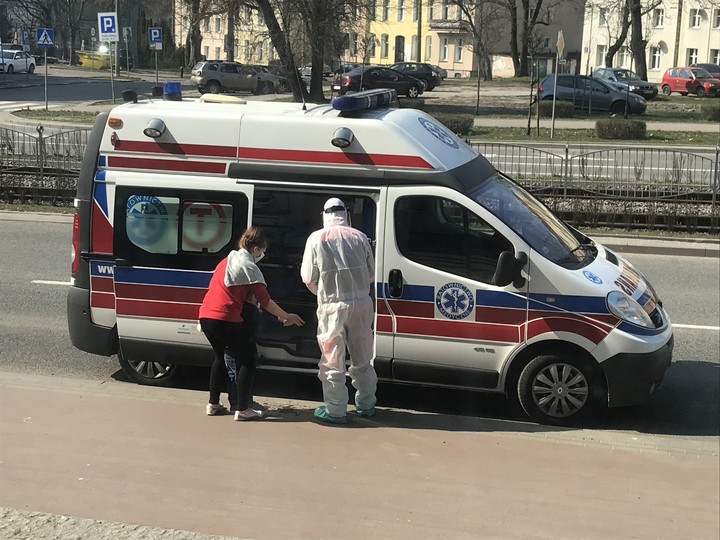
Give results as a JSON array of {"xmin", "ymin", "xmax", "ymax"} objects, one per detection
[
  {"xmin": 517, "ymin": 354, "xmax": 606, "ymax": 426},
  {"xmin": 118, "ymin": 349, "xmax": 179, "ymax": 387}
]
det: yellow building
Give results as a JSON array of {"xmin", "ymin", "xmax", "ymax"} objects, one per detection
[{"xmin": 581, "ymin": 0, "xmax": 720, "ymax": 83}]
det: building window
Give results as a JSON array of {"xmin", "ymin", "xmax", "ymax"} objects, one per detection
[
  {"xmin": 268, "ymin": 44, "xmax": 275, "ymax": 61},
  {"xmin": 243, "ymin": 40, "xmax": 250, "ymax": 62},
  {"xmin": 713, "ymin": 9, "xmax": 720, "ymax": 28},
  {"xmin": 368, "ymin": 34, "xmax": 376, "ymax": 57},
  {"xmin": 618, "ymin": 46, "xmax": 630, "ymax": 68},
  {"xmin": 413, "ymin": 0, "xmax": 418, "ymax": 21},
  {"xmin": 687, "ymin": 48, "xmax": 698, "ymax": 65},
  {"xmin": 214, "ymin": 47, "xmax": 220, "ymax": 60},
  {"xmin": 243, "ymin": 7, "xmax": 252, "ymax": 24},
  {"xmin": 599, "ymin": 8, "xmax": 609, "ymax": 27},
  {"xmin": 214, "ymin": 17, "xmax": 221, "ymax": 33},
  {"xmin": 369, "ymin": 2, "xmax": 376, "ymax": 20},
  {"xmin": 410, "ymin": 35, "xmax": 418, "ymax": 61},
  {"xmin": 596, "ymin": 44, "xmax": 608, "ymax": 67},
  {"xmin": 203, "ymin": 46, "xmax": 209, "ymax": 59},
  {"xmin": 454, "ymin": 38, "xmax": 463, "ymax": 62},
  {"xmin": 257, "ymin": 11, "xmax": 264, "ymax": 25},
  {"xmin": 382, "ymin": 0, "xmax": 389, "ymax": 21},
  {"xmin": 689, "ymin": 9, "xmax": 701, "ymax": 28},
  {"xmin": 456, "ymin": 0, "xmax": 464, "ymax": 20},
  {"xmin": 712, "ymin": 49, "xmax": 720, "ymax": 64},
  {"xmin": 442, "ymin": 0, "xmax": 450, "ymax": 20},
  {"xmin": 256, "ymin": 44, "xmax": 263, "ymax": 61},
  {"xmin": 203, "ymin": 18, "xmax": 209, "ymax": 32},
  {"xmin": 440, "ymin": 37, "xmax": 448, "ymax": 61},
  {"xmin": 398, "ymin": 0, "xmax": 405, "ymax": 21},
  {"xmin": 350, "ymin": 32, "xmax": 358, "ymax": 55},
  {"xmin": 425, "ymin": 35, "xmax": 432, "ymax": 61},
  {"xmin": 652, "ymin": 8, "xmax": 664, "ymax": 27},
  {"xmin": 649, "ymin": 46, "xmax": 661, "ymax": 70},
  {"xmin": 380, "ymin": 34, "xmax": 389, "ymax": 58},
  {"xmin": 427, "ymin": 3, "xmax": 433, "ymax": 22}
]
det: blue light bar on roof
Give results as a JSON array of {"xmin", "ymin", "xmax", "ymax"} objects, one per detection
[{"xmin": 331, "ymin": 89, "xmax": 398, "ymax": 112}]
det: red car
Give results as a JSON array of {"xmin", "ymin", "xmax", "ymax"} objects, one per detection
[{"xmin": 660, "ymin": 67, "xmax": 720, "ymax": 97}]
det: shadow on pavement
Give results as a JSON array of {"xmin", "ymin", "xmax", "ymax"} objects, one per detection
[{"xmin": 111, "ymin": 359, "xmax": 718, "ymax": 436}]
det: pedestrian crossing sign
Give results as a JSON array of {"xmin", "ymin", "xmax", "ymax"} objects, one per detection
[{"xmin": 36, "ymin": 28, "xmax": 54, "ymax": 47}]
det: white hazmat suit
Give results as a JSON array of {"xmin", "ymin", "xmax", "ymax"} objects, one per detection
[{"xmin": 300, "ymin": 198, "xmax": 377, "ymax": 419}]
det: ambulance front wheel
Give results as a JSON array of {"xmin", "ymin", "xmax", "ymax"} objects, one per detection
[
  {"xmin": 517, "ymin": 354, "xmax": 606, "ymax": 426},
  {"xmin": 118, "ymin": 349, "xmax": 179, "ymax": 387}
]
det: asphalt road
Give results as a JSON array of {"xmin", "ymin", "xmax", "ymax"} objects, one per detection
[{"xmin": 0, "ymin": 215, "xmax": 718, "ymax": 439}]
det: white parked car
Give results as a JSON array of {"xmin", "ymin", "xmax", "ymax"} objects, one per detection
[{"xmin": 0, "ymin": 50, "xmax": 36, "ymax": 74}]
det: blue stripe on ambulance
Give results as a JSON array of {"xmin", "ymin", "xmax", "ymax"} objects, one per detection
[{"xmin": 113, "ymin": 266, "xmax": 211, "ymax": 288}]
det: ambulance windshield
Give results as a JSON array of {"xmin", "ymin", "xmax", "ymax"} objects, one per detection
[{"xmin": 468, "ymin": 173, "xmax": 595, "ymax": 267}]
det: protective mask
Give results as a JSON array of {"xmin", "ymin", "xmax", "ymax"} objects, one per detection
[{"xmin": 254, "ymin": 249, "xmax": 266, "ymax": 263}]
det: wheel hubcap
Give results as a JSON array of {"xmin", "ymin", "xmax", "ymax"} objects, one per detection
[
  {"xmin": 532, "ymin": 363, "xmax": 589, "ymax": 418},
  {"xmin": 128, "ymin": 359, "xmax": 173, "ymax": 380}
]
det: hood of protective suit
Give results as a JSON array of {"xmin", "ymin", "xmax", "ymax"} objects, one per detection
[
  {"xmin": 224, "ymin": 248, "xmax": 266, "ymax": 287},
  {"xmin": 322, "ymin": 197, "xmax": 349, "ymax": 228}
]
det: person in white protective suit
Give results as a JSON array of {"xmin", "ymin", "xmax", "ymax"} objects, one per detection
[{"xmin": 300, "ymin": 197, "xmax": 377, "ymax": 424}]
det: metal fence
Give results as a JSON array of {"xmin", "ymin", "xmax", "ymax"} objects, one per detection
[{"xmin": 1, "ymin": 125, "xmax": 718, "ymax": 231}]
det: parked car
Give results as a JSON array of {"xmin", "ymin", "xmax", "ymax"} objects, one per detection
[
  {"xmin": 190, "ymin": 60, "xmax": 281, "ymax": 95},
  {"xmin": 592, "ymin": 67, "xmax": 658, "ymax": 100},
  {"xmin": 0, "ymin": 49, "xmax": 36, "ymax": 74},
  {"xmin": 690, "ymin": 63, "xmax": 720, "ymax": 79},
  {"xmin": 250, "ymin": 64, "xmax": 290, "ymax": 93},
  {"xmin": 333, "ymin": 62, "xmax": 364, "ymax": 75},
  {"xmin": 661, "ymin": 67, "xmax": 720, "ymax": 97},
  {"xmin": 537, "ymin": 74, "xmax": 647, "ymax": 114},
  {"xmin": 300, "ymin": 63, "xmax": 331, "ymax": 77},
  {"xmin": 332, "ymin": 65, "xmax": 424, "ymax": 98},
  {"xmin": 0, "ymin": 43, "xmax": 24, "ymax": 51},
  {"xmin": 390, "ymin": 61, "xmax": 442, "ymax": 90},
  {"xmin": 431, "ymin": 64, "xmax": 448, "ymax": 79}
]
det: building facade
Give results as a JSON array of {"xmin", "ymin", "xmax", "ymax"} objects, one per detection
[{"xmin": 581, "ymin": 0, "xmax": 720, "ymax": 82}]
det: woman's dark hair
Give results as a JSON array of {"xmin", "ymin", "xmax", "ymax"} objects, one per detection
[{"xmin": 238, "ymin": 226, "xmax": 268, "ymax": 251}]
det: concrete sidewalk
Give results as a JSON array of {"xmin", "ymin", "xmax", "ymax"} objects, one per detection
[{"xmin": 0, "ymin": 371, "xmax": 717, "ymax": 540}]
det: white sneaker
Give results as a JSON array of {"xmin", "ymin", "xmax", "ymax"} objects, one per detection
[
  {"xmin": 206, "ymin": 403, "xmax": 227, "ymax": 416},
  {"xmin": 234, "ymin": 408, "xmax": 264, "ymax": 421}
]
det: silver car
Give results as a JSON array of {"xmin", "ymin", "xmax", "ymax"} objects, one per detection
[{"xmin": 190, "ymin": 61, "xmax": 281, "ymax": 95}]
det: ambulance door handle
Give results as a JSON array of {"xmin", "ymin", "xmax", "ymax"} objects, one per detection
[{"xmin": 388, "ymin": 269, "xmax": 404, "ymax": 298}]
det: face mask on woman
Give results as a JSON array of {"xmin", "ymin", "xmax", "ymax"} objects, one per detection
[{"xmin": 254, "ymin": 248, "xmax": 266, "ymax": 263}]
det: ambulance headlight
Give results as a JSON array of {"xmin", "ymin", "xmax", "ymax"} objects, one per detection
[
  {"xmin": 143, "ymin": 118, "xmax": 166, "ymax": 139},
  {"xmin": 607, "ymin": 291, "xmax": 653, "ymax": 327},
  {"xmin": 331, "ymin": 127, "xmax": 354, "ymax": 148}
]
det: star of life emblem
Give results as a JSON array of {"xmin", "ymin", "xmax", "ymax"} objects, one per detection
[
  {"xmin": 418, "ymin": 117, "xmax": 459, "ymax": 149},
  {"xmin": 436, "ymin": 282, "xmax": 475, "ymax": 320}
]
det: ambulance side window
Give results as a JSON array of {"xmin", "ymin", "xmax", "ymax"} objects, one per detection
[{"xmin": 395, "ymin": 196, "xmax": 513, "ymax": 284}]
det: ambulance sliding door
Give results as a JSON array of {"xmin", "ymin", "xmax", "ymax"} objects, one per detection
[
  {"xmin": 111, "ymin": 173, "xmax": 253, "ymax": 365},
  {"xmin": 381, "ymin": 186, "xmax": 528, "ymax": 390}
]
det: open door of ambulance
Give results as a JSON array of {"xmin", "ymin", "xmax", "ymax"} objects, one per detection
[
  {"xmin": 111, "ymin": 172, "xmax": 253, "ymax": 373},
  {"xmin": 380, "ymin": 185, "xmax": 529, "ymax": 390}
]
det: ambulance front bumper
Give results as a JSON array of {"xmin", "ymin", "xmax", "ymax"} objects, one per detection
[{"xmin": 601, "ymin": 334, "xmax": 674, "ymax": 408}]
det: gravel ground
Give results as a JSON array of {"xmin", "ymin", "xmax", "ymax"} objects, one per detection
[{"xmin": 0, "ymin": 508, "xmax": 239, "ymax": 540}]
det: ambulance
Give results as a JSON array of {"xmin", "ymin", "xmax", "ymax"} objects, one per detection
[{"xmin": 67, "ymin": 87, "xmax": 674, "ymax": 425}]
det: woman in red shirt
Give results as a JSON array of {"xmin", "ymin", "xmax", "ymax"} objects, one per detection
[{"xmin": 199, "ymin": 227, "xmax": 304, "ymax": 421}]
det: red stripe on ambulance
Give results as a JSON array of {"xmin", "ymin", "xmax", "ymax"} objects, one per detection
[
  {"xmin": 107, "ymin": 156, "xmax": 227, "ymax": 174},
  {"xmin": 526, "ymin": 317, "xmax": 609, "ymax": 344},
  {"xmin": 113, "ymin": 140, "xmax": 237, "ymax": 158},
  {"xmin": 238, "ymin": 147, "xmax": 433, "ymax": 169},
  {"xmin": 115, "ymin": 299, "xmax": 200, "ymax": 320},
  {"xmin": 90, "ymin": 292, "xmax": 115, "ymax": 309},
  {"xmin": 397, "ymin": 317, "xmax": 522, "ymax": 342},
  {"xmin": 114, "ymin": 283, "xmax": 206, "ymax": 304}
]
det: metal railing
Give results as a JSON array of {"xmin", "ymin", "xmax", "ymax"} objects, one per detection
[{"xmin": 1, "ymin": 125, "xmax": 718, "ymax": 231}]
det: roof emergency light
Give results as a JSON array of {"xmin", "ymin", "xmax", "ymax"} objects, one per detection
[
  {"xmin": 143, "ymin": 118, "xmax": 166, "ymax": 139},
  {"xmin": 331, "ymin": 88, "xmax": 398, "ymax": 113},
  {"xmin": 331, "ymin": 127, "xmax": 354, "ymax": 148}
]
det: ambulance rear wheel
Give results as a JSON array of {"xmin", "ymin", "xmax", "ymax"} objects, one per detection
[
  {"xmin": 118, "ymin": 349, "xmax": 179, "ymax": 387},
  {"xmin": 517, "ymin": 354, "xmax": 605, "ymax": 426}
]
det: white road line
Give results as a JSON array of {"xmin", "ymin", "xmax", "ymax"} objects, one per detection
[
  {"xmin": 31, "ymin": 280, "xmax": 71, "ymax": 286},
  {"xmin": 673, "ymin": 323, "xmax": 720, "ymax": 331}
]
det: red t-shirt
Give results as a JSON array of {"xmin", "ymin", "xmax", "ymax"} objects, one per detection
[{"xmin": 198, "ymin": 256, "xmax": 271, "ymax": 323}]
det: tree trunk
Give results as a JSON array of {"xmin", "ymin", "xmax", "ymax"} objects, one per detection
[
  {"xmin": 605, "ymin": 1, "xmax": 630, "ymax": 67},
  {"xmin": 509, "ymin": 2, "xmax": 520, "ymax": 75},
  {"xmin": 226, "ymin": 2, "xmax": 236, "ymax": 62},
  {"xmin": 629, "ymin": 0, "xmax": 647, "ymax": 79}
]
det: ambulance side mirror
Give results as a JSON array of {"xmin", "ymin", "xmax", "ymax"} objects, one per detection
[{"xmin": 493, "ymin": 251, "xmax": 527, "ymax": 288}]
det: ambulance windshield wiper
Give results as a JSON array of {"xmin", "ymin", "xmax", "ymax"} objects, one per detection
[{"xmin": 558, "ymin": 243, "xmax": 596, "ymax": 264}]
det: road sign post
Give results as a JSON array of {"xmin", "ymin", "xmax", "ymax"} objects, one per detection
[
  {"xmin": 98, "ymin": 12, "xmax": 119, "ymax": 102},
  {"xmin": 148, "ymin": 27, "xmax": 163, "ymax": 86},
  {"xmin": 36, "ymin": 28, "xmax": 54, "ymax": 110}
]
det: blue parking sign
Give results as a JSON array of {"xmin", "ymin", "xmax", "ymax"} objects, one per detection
[
  {"xmin": 97, "ymin": 12, "xmax": 119, "ymax": 42},
  {"xmin": 22, "ymin": 29, "xmax": 30, "ymax": 46},
  {"xmin": 148, "ymin": 27, "xmax": 163, "ymax": 43}
]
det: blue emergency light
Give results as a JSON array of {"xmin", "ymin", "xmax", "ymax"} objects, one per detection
[{"xmin": 331, "ymin": 89, "xmax": 398, "ymax": 112}]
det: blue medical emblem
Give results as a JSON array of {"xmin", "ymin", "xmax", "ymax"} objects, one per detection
[
  {"xmin": 436, "ymin": 282, "xmax": 474, "ymax": 320},
  {"xmin": 583, "ymin": 270, "xmax": 603, "ymax": 284},
  {"xmin": 126, "ymin": 195, "xmax": 168, "ymax": 245},
  {"xmin": 418, "ymin": 117, "xmax": 459, "ymax": 149}
]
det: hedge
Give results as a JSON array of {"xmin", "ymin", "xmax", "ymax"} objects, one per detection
[
  {"xmin": 703, "ymin": 104, "xmax": 720, "ymax": 123},
  {"xmin": 537, "ymin": 100, "xmax": 575, "ymax": 118},
  {"xmin": 432, "ymin": 113, "xmax": 475, "ymax": 135},
  {"xmin": 595, "ymin": 119, "xmax": 647, "ymax": 140}
]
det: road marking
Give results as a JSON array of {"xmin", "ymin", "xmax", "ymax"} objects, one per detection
[
  {"xmin": 31, "ymin": 279, "xmax": 71, "ymax": 286},
  {"xmin": 673, "ymin": 323, "xmax": 720, "ymax": 331},
  {"xmin": 0, "ymin": 101, "xmax": 60, "ymax": 111}
]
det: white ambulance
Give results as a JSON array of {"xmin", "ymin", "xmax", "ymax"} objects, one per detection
[{"xmin": 67, "ymin": 88, "xmax": 674, "ymax": 425}]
